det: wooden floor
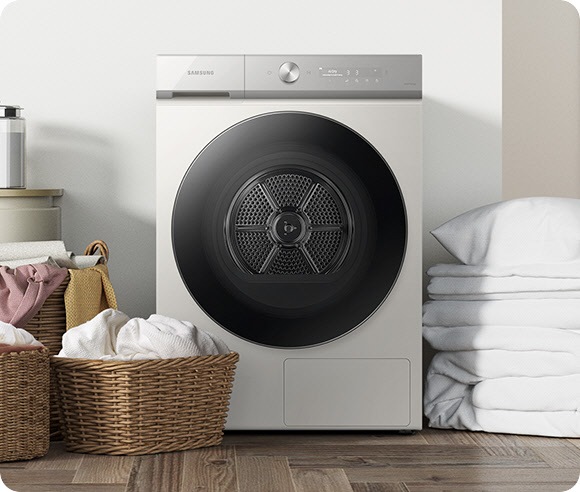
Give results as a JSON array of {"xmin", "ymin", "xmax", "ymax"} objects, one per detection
[{"xmin": 1, "ymin": 429, "xmax": 579, "ymax": 492}]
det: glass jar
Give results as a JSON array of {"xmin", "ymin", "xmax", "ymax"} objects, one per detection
[{"xmin": 0, "ymin": 105, "xmax": 25, "ymax": 188}]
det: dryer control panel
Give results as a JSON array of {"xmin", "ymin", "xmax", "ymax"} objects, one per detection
[{"xmin": 157, "ymin": 55, "xmax": 422, "ymax": 99}]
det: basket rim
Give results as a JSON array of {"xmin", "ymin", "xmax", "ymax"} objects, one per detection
[
  {"xmin": 0, "ymin": 346, "xmax": 49, "ymax": 358},
  {"xmin": 50, "ymin": 351, "xmax": 239, "ymax": 367}
]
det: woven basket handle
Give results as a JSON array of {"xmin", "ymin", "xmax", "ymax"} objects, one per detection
[{"xmin": 84, "ymin": 240, "xmax": 110, "ymax": 261}]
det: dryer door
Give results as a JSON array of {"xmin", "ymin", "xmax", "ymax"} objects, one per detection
[{"xmin": 173, "ymin": 111, "xmax": 406, "ymax": 347}]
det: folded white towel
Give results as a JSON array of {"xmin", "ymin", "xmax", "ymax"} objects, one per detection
[
  {"xmin": 0, "ymin": 240, "xmax": 104, "ymax": 269},
  {"xmin": 424, "ymin": 325, "xmax": 580, "ymax": 352},
  {"xmin": 58, "ymin": 309, "xmax": 229, "ymax": 360},
  {"xmin": 427, "ymin": 275, "xmax": 580, "ymax": 300},
  {"xmin": 423, "ymin": 299, "xmax": 580, "ymax": 329},
  {"xmin": 428, "ymin": 349, "xmax": 580, "ymax": 382},
  {"xmin": 0, "ymin": 241, "xmax": 69, "ymax": 262},
  {"xmin": 0, "ymin": 321, "xmax": 44, "ymax": 347},
  {"xmin": 427, "ymin": 262, "xmax": 580, "ymax": 279},
  {"xmin": 425, "ymin": 373, "xmax": 580, "ymax": 437},
  {"xmin": 0, "ymin": 254, "xmax": 103, "ymax": 270},
  {"xmin": 429, "ymin": 292, "xmax": 580, "ymax": 300}
]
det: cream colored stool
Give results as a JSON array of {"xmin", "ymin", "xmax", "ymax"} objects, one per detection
[{"xmin": 0, "ymin": 189, "xmax": 63, "ymax": 242}]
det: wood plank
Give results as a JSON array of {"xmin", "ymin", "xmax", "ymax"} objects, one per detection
[
  {"xmin": 421, "ymin": 429, "xmax": 477, "ymax": 445},
  {"xmin": 567, "ymin": 438, "xmax": 580, "ymax": 449},
  {"xmin": 236, "ymin": 456, "xmax": 295, "ymax": 492},
  {"xmin": 288, "ymin": 445, "xmax": 547, "ymax": 469},
  {"xmin": 2, "ymin": 485, "xmax": 125, "ymax": 492},
  {"xmin": 181, "ymin": 445, "xmax": 237, "ymax": 492},
  {"xmin": 1, "ymin": 469, "xmax": 76, "ymax": 485},
  {"xmin": 462, "ymin": 432, "xmax": 525, "ymax": 447},
  {"xmin": 126, "ymin": 453, "xmax": 183, "ymax": 492},
  {"xmin": 513, "ymin": 434, "xmax": 575, "ymax": 448},
  {"xmin": 72, "ymin": 454, "xmax": 134, "ymax": 484},
  {"xmin": 223, "ymin": 432, "xmax": 427, "ymax": 447},
  {"xmin": 236, "ymin": 444, "xmax": 445, "ymax": 458},
  {"xmin": 291, "ymin": 468, "xmax": 353, "ymax": 492},
  {"xmin": 351, "ymin": 484, "xmax": 408, "ymax": 492},
  {"xmin": 532, "ymin": 446, "xmax": 580, "ymax": 468},
  {"xmin": 345, "ymin": 467, "xmax": 579, "ymax": 485},
  {"xmin": 404, "ymin": 483, "xmax": 574, "ymax": 492},
  {"xmin": 26, "ymin": 442, "xmax": 83, "ymax": 470},
  {"xmin": 0, "ymin": 462, "xmax": 28, "ymax": 469}
]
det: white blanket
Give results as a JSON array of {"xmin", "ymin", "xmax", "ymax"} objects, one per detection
[
  {"xmin": 428, "ymin": 349, "xmax": 580, "ymax": 382},
  {"xmin": 430, "ymin": 292, "xmax": 580, "ymax": 300},
  {"xmin": 423, "ymin": 299, "xmax": 580, "ymax": 329},
  {"xmin": 427, "ymin": 262, "xmax": 580, "ymax": 279},
  {"xmin": 424, "ymin": 325, "xmax": 580, "ymax": 352},
  {"xmin": 425, "ymin": 372, "xmax": 580, "ymax": 437},
  {"xmin": 58, "ymin": 308, "xmax": 230, "ymax": 360},
  {"xmin": 428, "ymin": 276, "xmax": 580, "ymax": 301}
]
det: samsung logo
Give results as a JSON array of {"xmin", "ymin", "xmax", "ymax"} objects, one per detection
[{"xmin": 187, "ymin": 70, "xmax": 215, "ymax": 76}]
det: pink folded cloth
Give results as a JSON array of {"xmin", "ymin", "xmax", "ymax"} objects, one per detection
[
  {"xmin": 0, "ymin": 342, "xmax": 45, "ymax": 354},
  {"xmin": 0, "ymin": 264, "xmax": 68, "ymax": 328}
]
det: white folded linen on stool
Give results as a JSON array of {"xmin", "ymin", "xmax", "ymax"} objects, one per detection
[
  {"xmin": 0, "ymin": 240, "xmax": 104, "ymax": 269},
  {"xmin": 0, "ymin": 241, "xmax": 70, "ymax": 263},
  {"xmin": 58, "ymin": 308, "xmax": 230, "ymax": 360}
]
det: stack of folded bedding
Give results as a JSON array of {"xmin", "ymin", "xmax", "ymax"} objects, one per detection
[{"xmin": 424, "ymin": 197, "xmax": 580, "ymax": 437}]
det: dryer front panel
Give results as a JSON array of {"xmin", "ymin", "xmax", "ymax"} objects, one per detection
[{"xmin": 172, "ymin": 111, "xmax": 406, "ymax": 347}]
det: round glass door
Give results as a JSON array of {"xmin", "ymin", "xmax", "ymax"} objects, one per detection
[{"xmin": 172, "ymin": 111, "xmax": 406, "ymax": 347}]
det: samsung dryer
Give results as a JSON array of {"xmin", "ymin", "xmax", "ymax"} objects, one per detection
[{"xmin": 156, "ymin": 55, "xmax": 422, "ymax": 430}]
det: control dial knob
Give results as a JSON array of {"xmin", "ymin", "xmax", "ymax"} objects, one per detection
[{"xmin": 279, "ymin": 62, "xmax": 300, "ymax": 83}]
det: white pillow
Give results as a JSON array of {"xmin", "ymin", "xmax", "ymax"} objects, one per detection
[{"xmin": 431, "ymin": 197, "xmax": 580, "ymax": 265}]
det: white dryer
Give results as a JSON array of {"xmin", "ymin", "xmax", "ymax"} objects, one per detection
[{"xmin": 156, "ymin": 55, "xmax": 422, "ymax": 430}]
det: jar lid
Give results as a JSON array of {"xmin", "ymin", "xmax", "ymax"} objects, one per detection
[{"xmin": 0, "ymin": 105, "xmax": 22, "ymax": 118}]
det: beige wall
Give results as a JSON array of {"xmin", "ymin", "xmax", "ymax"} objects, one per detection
[{"xmin": 503, "ymin": 0, "xmax": 580, "ymax": 199}]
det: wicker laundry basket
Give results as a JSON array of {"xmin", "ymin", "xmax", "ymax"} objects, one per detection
[
  {"xmin": 0, "ymin": 348, "xmax": 50, "ymax": 462},
  {"xmin": 24, "ymin": 239, "xmax": 110, "ymax": 439},
  {"xmin": 52, "ymin": 352, "xmax": 239, "ymax": 455},
  {"xmin": 25, "ymin": 275, "xmax": 69, "ymax": 439}
]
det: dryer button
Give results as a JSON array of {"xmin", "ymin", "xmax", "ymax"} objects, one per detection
[{"xmin": 279, "ymin": 62, "xmax": 300, "ymax": 83}]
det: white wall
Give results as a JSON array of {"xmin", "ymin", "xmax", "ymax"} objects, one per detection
[{"xmin": 0, "ymin": 0, "xmax": 502, "ymax": 317}]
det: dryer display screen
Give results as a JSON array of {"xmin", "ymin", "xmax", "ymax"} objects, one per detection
[{"xmin": 319, "ymin": 67, "xmax": 381, "ymax": 78}]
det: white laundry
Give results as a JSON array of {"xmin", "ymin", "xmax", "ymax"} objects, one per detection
[
  {"xmin": 0, "ymin": 240, "xmax": 104, "ymax": 269},
  {"xmin": 427, "ymin": 262, "xmax": 580, "ymax": 279},
  {"xmin": 428, "ymin": 349, "xmax": 580, "ymax": 382},
  {"xmin": 423, "ymin": 299, "xmax": 580, "ymax": 329},
  {"xmin": 0, "ymin": 321, "xmax": 44, "ymax": 347},
  {"xmin": 59, "ymin": 309, "xmax": 129, "ymax": 359},
  {"xmin": 115, "ymin": 314, "xmax": 230, "ymax": 360},
  {"xmin": 58, "ymin": 309, "xmax": 230, "ymax": 360},
  {"xmin": 424, "ymin": 372, "xmax": 580, "ymax": 438},
  {"xmin": 423, "ymin": 325, "xmax": 580, "ymax": 352},
  {"xmin": 423, "ymin": 269, "xmax": 580, "ymax": 438},
  {"xmin": 428, "ymin": 275, "xmax": 580, "ymax": 301},
  {"xmin": 429, "ymin": 292, "xmax": 580, "ymax": 300}
]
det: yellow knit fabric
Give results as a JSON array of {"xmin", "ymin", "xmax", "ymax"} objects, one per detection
[{"xmin": 64, "ymin": 264, "xmax": 118, "ymax": 330}]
